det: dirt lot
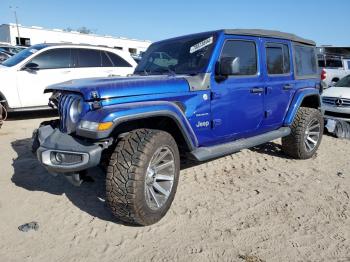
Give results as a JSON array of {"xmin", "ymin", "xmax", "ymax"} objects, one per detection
[{"xmin": 0, "ymin": 113, "xmax": 349, "ymax": 262}]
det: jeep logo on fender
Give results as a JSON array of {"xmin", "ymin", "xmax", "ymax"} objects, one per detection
[{"xmin": 196, "ymin": 121, "xmax": 210, "ymax": 128}]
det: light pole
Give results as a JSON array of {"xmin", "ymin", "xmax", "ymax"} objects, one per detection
[{"xmin": 9, "ymin": 6, "xmax": 21, "ymax": 45}]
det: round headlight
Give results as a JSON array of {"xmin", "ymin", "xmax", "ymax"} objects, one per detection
[{"xmin": 69, "ymin": 99, "xmax": 83, "ymax": 123}]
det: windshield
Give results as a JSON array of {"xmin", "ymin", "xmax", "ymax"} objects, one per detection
[
  {"xmin": 335, "ymin": 75, "xmax": 350, "ymax": 87},
  {"xmin": 2, "ymin": 45, "xmax": 46, "ymax": 67},
  {"xmin": 135, "ymin": 33, "xmax": 216, "ymax": 75}
]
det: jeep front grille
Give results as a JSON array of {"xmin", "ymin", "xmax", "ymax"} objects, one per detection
[
  {"xmin": 58, "ymin": 94, "xmax": 79, "ymax": 133},
  {"xmin": 322, "ymin": 96, "xmax": 350, "ymax": 107}
]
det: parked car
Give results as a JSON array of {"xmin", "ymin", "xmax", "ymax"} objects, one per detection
[
  {"xmin": 0, "ymin": 45, "xmax": 26, "ymax": 55},
  {"xmin": 33, "ymin": 29, "xmax": 323, "ymax": 226},
  {"xmin": 322, "ymin": 74, "xmax": 350, "ymax": 122},
  {"xmin": 0, "ymin": 43, "xmax": 137, "ymax": 111},
  {"xmin": 0, "ymin": 51, "xmax": 11, "ymax": 62},
  {"xmin": 319, "ymin": 55, "xmax": 350, "ymax": 87}
]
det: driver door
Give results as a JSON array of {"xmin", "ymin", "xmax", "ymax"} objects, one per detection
[
  {"xmin": 210, "ymin": 37, "xmax": 265, "ymax": 142},
  {"xmin": 16, "ymin": 48, "xmax": 74, "ymax": 107}
]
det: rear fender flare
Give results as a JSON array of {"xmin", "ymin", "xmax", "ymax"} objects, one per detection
[{"xmin": 284, "ymin": 89, "xmax": 321, "ymax": 126}]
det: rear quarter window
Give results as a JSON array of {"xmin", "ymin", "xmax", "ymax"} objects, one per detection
[
  {"xmin": 106, "ymin": 52, "xmax": 132, "ymax": 67},
  {"xmin": 294, "ymin": 44, "xmax": 318, "ymax": 78}
]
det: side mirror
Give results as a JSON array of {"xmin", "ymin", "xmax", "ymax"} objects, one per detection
[
  {"xmin": 23, "ymin": 62, "xmax": 39, "ymax": 71},
  {"xmin": 216, "ymin": 57, "xmax": 240, "ymax": 77}
]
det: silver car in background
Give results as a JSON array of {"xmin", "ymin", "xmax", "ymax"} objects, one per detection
[{"xmin": 322, "ymin": 75, "xmax": 350, "ymax": 122}]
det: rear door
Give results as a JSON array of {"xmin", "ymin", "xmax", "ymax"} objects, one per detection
[
  {"xmin": 71, "ymin": 48, "xmax": 107, "ymax": 79},
  {"xmin": 262, "ymin": 40, "xmax": 294, "ymax": 130}
]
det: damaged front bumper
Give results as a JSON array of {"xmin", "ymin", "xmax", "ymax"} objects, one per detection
[{"xmin": 34, "ymin": 124, "xmax": 107, "ymax": 184}]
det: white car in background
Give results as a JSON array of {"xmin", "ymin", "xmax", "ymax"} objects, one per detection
[
  {"xmin": 319, "ymin": 57, "xmax": 350, "ymax": 87},
  {"xmin": 322, "ymin": 75, "xmax": 350, "ymax": 122},
  {"xmin": 0, "ymin": 44, "xmax": 136, "ymax": 110}
]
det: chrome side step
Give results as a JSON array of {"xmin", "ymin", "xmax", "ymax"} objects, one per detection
[{"xmin": 190, "ymin": 127, "xmax": 291, "ymax": 162}]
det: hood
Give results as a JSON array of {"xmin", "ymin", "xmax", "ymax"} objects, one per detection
[
  {"xmin": 322, "ymin": 87, "xmax": 350, "ymax": 99},
  {"xmin": 45, "ymin": 75, "xmax": 191, "ymax": 100}
]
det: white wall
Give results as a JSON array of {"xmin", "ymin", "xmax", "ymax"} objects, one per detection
[
  {"xmin": 0, "ymin": 25, "xmax": 10, "ymax": 43},
  {"xmin": 0, "ymin": 24, "xmax": 151, "ymax": 54}
]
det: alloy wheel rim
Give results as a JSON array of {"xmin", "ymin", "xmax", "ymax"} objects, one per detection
[
  {"xmin": 145, "ymin": 146, "xmax": 175, "ymax": 210},
  {"xmin": 304, "ymin": 118, "xmax": 321, "ymax": 152}
]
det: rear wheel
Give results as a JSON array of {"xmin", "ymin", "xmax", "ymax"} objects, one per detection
[
  {"xmin": 106, "ymin": 129, "xmax": 180, "ymax": 226},
  {"xmin": 282, "ymin": 107, "xmax": 323, "ymax": 159}
]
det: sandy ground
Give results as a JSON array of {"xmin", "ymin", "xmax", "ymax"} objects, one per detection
[{"xmin": 0, "ymin": 112, "xmax": 349, "ymax": 262}]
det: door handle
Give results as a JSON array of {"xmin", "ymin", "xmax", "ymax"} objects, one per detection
[
  {"xmin": 250, "ymin": 87, "xmax": 264, "ymax": 94},
  {"xmin": 283, "ymin": 84, "xmax": 293, "ymax": 90},
  {"xmin": 62, "ymin": 70, "xmax": 71, "ymax": 74}
]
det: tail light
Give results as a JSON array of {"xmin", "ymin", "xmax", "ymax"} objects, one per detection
[{"xmin": 321, "ymin": 69, "xmax": 326, "ymax": 80}]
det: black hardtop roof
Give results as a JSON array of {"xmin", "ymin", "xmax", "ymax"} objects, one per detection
[{"xmin": 222, "ymin": 29, "xmax": 315, "ymax": 46}]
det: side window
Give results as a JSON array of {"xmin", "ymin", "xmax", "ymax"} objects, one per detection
[
  {"xmin": 77, "ymin": 49, "xmax": 102, "ymax": 67},
  {"xmin": 106, "ymin": 52, "xmax": 132, "ymax": 67},
  {"xmin": 30, "ymin": 48, "xmax": 71, "ymax": 69},
  {"xmin": 325, "ymin": 59, "xmax": 342, "ymax": 68},
  {"xmin": 294, "ymin": 45, "xmax": 317, "ymax": 77},
  {"xmin": 220, "ymin": 40, "xmax": 257, "ymax": 76},
  {"xmin": 347, "ymin": 61, "xmax": 350, "ymax": 69},
  {"xmin": 266, "ymin": 43, "xmax": 290, "ymax": 75},
  {"xmin": 101, "ymin": 51, "xmax": 113, "ymax": 67}
]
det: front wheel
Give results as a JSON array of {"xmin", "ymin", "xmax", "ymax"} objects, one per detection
[
  {"xmin": 282, "ymin": 107, "xmax": 323, "ymax": 159},
  {"xmin": 106, "ymin": 129, "xmax": 180, "ymax": 226}
]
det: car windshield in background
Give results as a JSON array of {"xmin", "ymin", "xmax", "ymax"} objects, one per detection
[
  {"xmin": 1, "ymin": 45, "xmax": 46, "ymax": 67},
  {"xmin": 135, "ymin": 33, "xmax": 216, "ymax": 75},
  {"xmin": 335, "ymin": 75, "xmax": 350, "ymax": 87}
]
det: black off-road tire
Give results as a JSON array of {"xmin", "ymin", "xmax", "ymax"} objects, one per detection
[
  {"xmin": 106, "ymin": 129, "xmax": 180, "ymax": 226},
  {"xmin": 282, "ymin": 107, "xmax": 323, "ymax": 159}
]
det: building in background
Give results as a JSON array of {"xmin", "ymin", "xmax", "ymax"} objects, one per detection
[
  {"xmin": 317, "ymin": 46, "xmax": 350, "ymax": 68},
  {"xmin": 0, "ymin": 23, "xmax": 151, "ymax": 55}
]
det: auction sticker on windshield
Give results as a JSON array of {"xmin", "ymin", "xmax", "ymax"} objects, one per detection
[{"xmin": 190, "ymin": 37, "xmax": 213, "ymax": 54}]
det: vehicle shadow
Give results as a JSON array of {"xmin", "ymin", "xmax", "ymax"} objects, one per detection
[
  {"xmin": 10, "ymin": 137, "xmax": 290, "ymax": 224},
  {"xmin": 250, "ymin": 141, "xmax": 291, "ymax": 158},
  {"xmin": 10, "ymin": 137, "xmax": 129, "ymax": 225}
]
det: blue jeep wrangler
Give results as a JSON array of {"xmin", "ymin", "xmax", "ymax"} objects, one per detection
[{"xmin": 33, "ymin": 29, "xmax": 323, "ymax": 225}]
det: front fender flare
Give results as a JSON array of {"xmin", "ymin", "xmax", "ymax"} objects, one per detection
[
  {"xmin": 283, "ymin": 88, "xmax": 321, "ymax": 126},
  {"xmin": 76, "ymin": 101, "xmax": 198, "ymax": 150}
]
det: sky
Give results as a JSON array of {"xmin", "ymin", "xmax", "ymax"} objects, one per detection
[{"xmin": 0, "ymin": 0, "xmax": 348, "ymax": 46}]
